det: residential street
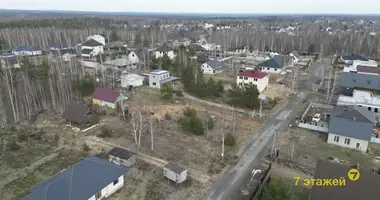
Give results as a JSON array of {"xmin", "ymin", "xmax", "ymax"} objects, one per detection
[{"xmin": 202, "ymin": 58, "xmax": 330, "ymax": 200}]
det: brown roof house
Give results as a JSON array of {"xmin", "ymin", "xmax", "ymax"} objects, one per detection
[
  {"xmin": 91, "ymin": 88, "xmax": 128, "ymax": 109},
  {"xmin": 309, "ymin": 159, "xmax": 380, "ymax": 200},
  {"xmin": 63, "ymin": 104, "xmax": 90, "ymax": 130}
]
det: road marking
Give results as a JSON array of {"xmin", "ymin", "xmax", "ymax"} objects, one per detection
[{"xmin": 348, "ymin": 169, "xmax": 360, "ymax": 181}]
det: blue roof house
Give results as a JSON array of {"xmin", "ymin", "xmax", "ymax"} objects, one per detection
[
  {"xmin": 22, "ymin": 156, "xmax": 128, "ymax": 200},
  {"xmin": 201, "ymin": 59, "xmax": 223, "ymax": 75},
  {"xmin": 257, "ymin": 55, "xmax": 291, "ymax": 74},
  {"xmin": 12, "ymin": 45, "xmax": 42, "ymax": 56}
]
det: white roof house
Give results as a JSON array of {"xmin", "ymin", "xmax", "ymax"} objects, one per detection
[{"xmin": 337, "ymin": 90, "xmax": 380, "ymax": 115}]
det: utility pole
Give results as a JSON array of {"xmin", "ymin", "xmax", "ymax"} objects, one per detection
[
  {"xmin": 328, "ymin": 70, "xmax": 339, "ymax": 104},
  {"xmin": 259, "ymin": 100, "xmax": 263, "ymax": 119},
  {"xmin": 326, "ymin": 66, "xmax": 332, "ymax": 103},
  {"xmin": 221, "ymin": 131, "xmax": 225, "ymax": 158},
  {"xmin": 271, "ymin": 129, "xmax": 277, "ymax": 159}
]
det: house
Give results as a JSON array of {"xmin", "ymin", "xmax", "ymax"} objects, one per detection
[
  {"xmin": 201, "ymin": 59, "xmax": 223, "ymax": 75},
  {"xmin": 309, "ymin": 159, "xmax": 380, "ymax": 200},
  {"xmin": 128, "ymin": 51, "xmax": 140, "ymax": 64},
  {"xmin": 189, "ymin": 44, "xmax": 205, "ymax": 52},
  {"xmin": 12, "ymin": 46, "xmax": 42, "ymax": 56},
  {"xmin": 342, "ymin": 53, "xmax": 369, "ymax": 65},
  {"xmin": 172, "ymin": 37, "xmax": 193, "ymax": 48},
  {"xmin": 163, "ymin": 163, "xmax": 187, "ymax": 184},
  {"xmin": 343, "ymin": 60, "xmax": 378, "ymax": 72},
  {"xmin": 339, "ymin": 71, "xmax": 380, "ymax": 95},
  {"xmin": 0, "ymin": 52, "xmax": 20, "ymax": 69},
  {"xmin": 62, "ymin": 104, "xmax": 89, "ymax": 130},
  {"xmin": 108, "ymin": 147, "xmax": 136, "ymax": 167},
  {"xmin": 237, "ymin": 70, "xmax": 269, "ymax": 93},
  {"xmin": 257, "ymin": 55, "xmax": 291, "ymax": 74},
  {"xmin": 103, "ymin": 59, "xmax": 137, "ymax": 70},
  {"xmin": 196, "ymin": 53, "xmax": 209, "ymax": 64},
  {"xmin": 86, "ymin": 34, "xmax": 106, "ymax": 45},
  {"xmin": 134, "ymin": 47, "xmax": 150, "ymax": 61},
  {"xmin": 49, "ymin": 44, "xmax": 72, "ymax": 51},
  {"xmin": 22, "ymin": 156, "xmax": 127, "ymax": 200},
  {"xmin": 91, "ymin": 88, "xmax": 128, "ymax": 109},
  {"xmin": 50, "ymin": 48, "xmax": 77, "ymax": 61},
  {"xmin": 155, "ymin": 45, "xmax": 175, "ymax": 60},
  {"xmin": 337, "ymin": 89, "xmax": 380, "ymax": 115},
  {"xmin": 121, "ymin": 73, "xmax": 145, "ymax": 88},
  {"xmin": 81, "ymin": 39, "xmax": 104, "ymax": 58},
  {"xmin": 327, "ymin": 105, "xmax": 375, "ymax": 152},
  {"xmin": 149, "ymin": 69, "xmax": 180, "ymax": 89},
  {"xmin": 289, "ymin": 51, "xmax": 300, "ymax": 63}
]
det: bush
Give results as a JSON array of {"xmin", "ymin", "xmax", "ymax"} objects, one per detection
[
  {"xmin": 165, "ymin": 112, "xmax": 172, "ymax": 120},
  {"xmin": 224, "ymin": 133, "xmax": 236, "ymax": 146},
  {"xmin": 207, "ymin": 116, "xmax": 214, "ymax": 130},
  {"xmin": 184, "ymin": 108, "xmax": 197, "ymax": 118},
  {"xmin": 175, "ymin": 90, "xmax": 184, "ymax": 97},
  {"xmin": 98, "ymin": 126, "xmax": 112, "ymax": 138},
  {"xmin": 8, "ymin": 140, "xmax": 21, "ymax": 151},
  {"xmin": 17, "ymin": 134, "xmax": 28, "ymax": 142},
  {"xmin": 83, "ymin": 143, "xmax": 90, "ymax": 151}
]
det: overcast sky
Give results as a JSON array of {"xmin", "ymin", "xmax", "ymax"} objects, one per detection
[{"xmin": 1, "ymin": 0, "xmax": 380, "ymax": 14}]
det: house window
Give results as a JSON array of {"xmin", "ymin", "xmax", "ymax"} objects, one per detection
[
  {"xmin": 152, "ymin": 82, "xmax": 156, "ymax": 85},
  {"xmin": 254, "ymin": 78, "xmax": 258, "ymax": 81},
  {"xmin": 368, "ymin": 107, "xmax": 372, "ymax": 111},
  {"xmin": 239, "ymin": 76, "xmax": 243, "ymax": 79},
  {"xmin": 239, "ymin": 82, "xmax": 243, "ymax": 86},
  {"xmin": 267, "ymin": 68, "xmax": 270, "ymax": 70},
  {"xmin": 356, "ymin": 143, "xmax": 360, "ymax": 149},
  {"xmin": 95, "ymin": 191, "xmax": 102, "ymax": 200},
  {"xmin": 113, "ymin": 179, "xmax": 119, "ymax": 185},
  {"xmin": 274, "ymin": 69, "xmax": 277, "ymax": 71},
  {"xmin": 244, "ymin": 83, "xmax": 248, "ymax": 86},
  {"xmin": 344, "ymin": 138, "xmax": 351, "ymax": 145},
  {"xmin": 333, "ymin": 136, "xmax": 339, "ymax": 143},
  {"xmin": 375, "ymin": 108, "xmax": 379, "ymax": 113},
  {"xmin": 153, "ymin": 76, "xmax": 155, "ymax": 78},
  {"xmin": 244, "ymin": 77, "xmax": 248, "ymax": 80}
]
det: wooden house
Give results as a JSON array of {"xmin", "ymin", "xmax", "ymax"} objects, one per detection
[{"xmin": 62, "ymin": 104, "xmax": 89, "ymax": 130}]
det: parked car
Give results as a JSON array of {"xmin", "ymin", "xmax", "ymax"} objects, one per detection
[{"xmin": 312, "ymin": 113, "xmax": 321, "ymax": 122}]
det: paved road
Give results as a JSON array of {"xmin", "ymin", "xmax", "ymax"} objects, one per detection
[{"xmin": 202, "ymin": 58, "xmax": 331, "ymax": 200}]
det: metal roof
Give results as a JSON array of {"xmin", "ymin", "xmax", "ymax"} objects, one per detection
[
  {"xmin": 339, "ymin": 72, "xmax": 380, "ymax": 90},
  {"xmin": 23, "ymin": 156, "xmax": 127, "ymax": 200},
  {"xmin": 164, "ymin": 163, "xmax": 186, "ymax": 174},
  {"xmin": 205, "ymin": 59, "xmax": 222, "ymax": 69},
  {"xmin": 108, "ymin": 147, "xmax": 136, "ymax": 160},
  {"xmin": 81, "ymin": 48, "xmax": 93, "ymax": 55},
  {"xmin": 103, "ymin": 59, "xmax": 135, "ymax": 66},
  {"xmin": 155, "ymin": 46, "xmax": 172, "ymax": 52},
  {"xmin": 62, "ymin": 104, "xmax": 88, "ymax": 123},
  {"xmin": 91, "ymin": 88, "xmax": 121, "ymax": 103},
  {"xmin": 342, "ymin": 54, "xmax": 369, "ymax": 61},
  {"xmin": 81, "ymin": 39, "xmax": 103, "ymax": 47},
  {"xmin": 328, "ymin": 105, "xmax": 374, "ymax": 141},
  {"xmin": 13, "ymin": 45, "xmax": 39, "ymax": 52}
]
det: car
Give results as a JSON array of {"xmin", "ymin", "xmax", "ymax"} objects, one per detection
[{"xmin": 312, "ymin": 113, "xmax": 321, "ymax": 122}]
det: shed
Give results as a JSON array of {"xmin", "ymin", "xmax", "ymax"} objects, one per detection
[
  {"xmin": 108, "ymin": 147, "xmax": 136, "ymax": 167},
  {"xmin": 163, "ymin": 163, "xmax": 187, "ymax": 184},
  {"xmin": 62, "ymin": 104, "xmax": 89, "ymax": 129}
]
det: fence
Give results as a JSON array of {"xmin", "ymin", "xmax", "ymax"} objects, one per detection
[
  {"xmin": 250, "ymin": 163, "xmax": 272, "ymax": 200},
  {"xmin": 371, "ymin": 137, "xmax": 380, "ymax": 144},
  {"xmin": 297, "ymin": 122, "xmax": 329, "ymax": 133}
]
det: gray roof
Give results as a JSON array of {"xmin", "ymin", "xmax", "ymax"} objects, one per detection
[
  {"xmin": 205, "ymin": 59, "xmax": 222, "ymax": 69},
  {"xmin": 81, "ymin": 39, "xmax": 103, "ymax": 47},
  {"xmin": 23, "ymin": 156, "xmax": 127, "ymax": 200},
  {"xmin": 103, "ymin": 59, "xmax": 135, "ymax": 66},
  {"xmin": 108, "ymin": 147, "xmax": 136, "ymax": 160},
  {"xmin": 258, "ymin": 55, "xmax": 290, "ymax": 69},
  {"xmin": 155, "ymin": 46, "xmax": 172, "ymax": 52},
  {"xmin": 328, "ymin": 105, "xmax": 375, "ymax": 141},
  {"xmin": 81, "ymin": 48, "xmax": 94, "ymax": 55},
  {"xmin": 339, "ymin": 71, "xmax": 380, "ymax": 90},
  {"xmin": 165, "ymin": 163, "xmax": 186, "ymax": 174},
  {"xmin": 357, "ymin": 65, "xmax": 380, "ymax": 74},
  {"xmin": 342, "ymin": 54, "xmax": 369, "ymax": 61}
]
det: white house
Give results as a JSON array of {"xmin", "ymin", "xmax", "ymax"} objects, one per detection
[
  {"xmin": 22, "ymin": 156, "xmax": 127, "ymax": 200},
  {"xmin": 108, "ymin": 147, "xmax": 136, "ymax": 167},
  {"xmin": 121, "ymin": 73, "xmax": 145, "ymax": 88},
  {"xmin": 164, "ymin": 163, "xmax": 187, "ymax": 184},
  {"xmin": 86, "ymin": 34, "xmax": 106, "ymax": 45},
  {"xmin": 128, "ymin": 51, "xmax": 140, "ymax": 64},
  {"xmin": 81, "ymin": 39, "xmax": 104, "ymax": 58},
  {"xmin": 237, "ymin": 70, "xmax": 269, "ymax": 93},
  {"xmin": 327, "ymin": 105, "xmax": 375, "ymax": 152},
  {"xmin": 12, "ymin": 46, "xmax": 42, "ymax": 56},
  {"xmin": 337, "ymin": 90, "xmax": 380, "ymax": 115},
  {"xmin": 0, "ymin": 53, "xmax": 20, "ymax": 69},
  {"xmin": 155, "ymin": 46, "xmax": 175, "ymax": 60},
  {"xmin": 289, "ymin": 51, "xmax": 300, "ymax": 63},
  {"xmin": 258, "ymin": 55, "xmax": 289, "ymax": 74},
  {"xmin": 201, "ymin": 59, "xmax": 223, "ymax": 75},
  {"xmin": 148, "ymin": 69, "xmax": 179, "ymax": 89}
]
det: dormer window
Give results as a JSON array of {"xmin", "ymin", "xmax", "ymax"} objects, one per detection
[
  {"xmin": 368, "ymin": 80, "xmax": 371, "ymax": 84},
  {"xmin": 353, "ymin": 79, "xmax": 356, "ymax": 83}
]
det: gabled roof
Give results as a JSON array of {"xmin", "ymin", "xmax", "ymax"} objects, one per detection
[
  {"xmin": 91, "ymin": 88, "xmax": 121, "ymax": 103},
  {"xmin": 155, "ymin": 46, "xmax": 172, "ymax": 52},
  {"xmin": 81, "ymin": 48, "xmax": 94, "ymax": 55},
  {"xmin": 62, "ymin": 104, "xmax": 88, "ymax": 123},
  {"xmin": 164, "ymin": 163, "xmax": 186, "ymax": 174},
  {"xmin": 49, "ymin": 44, "xmax": 71, "ymax": 49},
  {"xmin": 205, "ymin": 59, "xmax": 222, "ymax": 69},
  {"xmin": 239, "ymin": 70, "xmax": 267, "ymax": 79},
  {"xmin": 81, "ymin": 39, "xmax": 103, "ymax": 47},
  {"xmin": 342, "ymin": 54, "xmax": 369, "ymax": 61},
  {"xmin": 51, "ymin": 48, "xmax": 76, "ymax": 56},
  {"xmin": 357, "ymin": 65, "xmax": 380, "ymax": 74},
  {"xmin": 328, "ymin": 105, "xmax": 374, "ymax": 141},
  {"xmin": 309, "ymin": 159, "xmax": 380, "ymax": 200},
  {"xmin": 13, "ymin": 45, "xmax": 39, "ymax": 52},
  {"xmin": 339, "ymin": 71, "xmax": 380, "ymax": 90},
  {"xmin": 134, "ymin": 47, "xmax": 149, "ymax": 59},
  {"xmin": 108, "ymin": 147, "xmax": 136, "ymax": 160},
  {"xmin": 258, "ymin": 55, "xmax": 289, "ymax": 69},
  {"xmin": 1, "ymin": 56, "xmax": 19, "ymax": 65},
  {"xmin": 23, "ymin": 156, "xmax": 127, "ymax": 200},
  {"xmin": 197, "ymin": 54, "xmax": 209, "ymax": 63}
]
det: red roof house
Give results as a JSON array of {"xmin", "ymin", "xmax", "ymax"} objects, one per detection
[{"xmin": 237, "ymin": 70, "xmax": 269, "ymax": 93}]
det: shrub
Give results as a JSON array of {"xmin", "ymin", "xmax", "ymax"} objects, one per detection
[
  {"xmin": 98, "ymin": 126, "xmax": 112, "ymax": 138},
  {"xmin": 184, "ymin": 108, "xmax": 197, "ymax": 118},
  {"xmin": 8, "ymin": 140, "xmax": 21, "ymax": 151},
  {"xmin": 165, "ymin": 112, "xmax": 172, "ymax": 120},
  {"xmin": 175, "ymin": 90, "xmax": 184, "ymax": 97},
  {"xmin": 83, "ymin": 143, "xmax": 90, "ymax": 151},
  {"xmin": 17, "ymin": 134, "xmax": 28, "ymax": 142},
  {"xmin": 224, "ymin": 133, "xmax": 236, "ymax": 146},
  {"xmin": 207, "ymin": 116, "xmax": 214, "ymax": 130}
]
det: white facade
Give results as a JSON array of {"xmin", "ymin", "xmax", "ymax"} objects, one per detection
[
  {"xmin": 201, "ymin": 63, "xmax": 220, "ymax": 75},
  {"xmin": 259, "ymin": 67, "xmax": 283, "ymax": 74},
  {"xmin": 98, "ymin": 101, "xmax": 116, "ymax": 109},
  {"xmin": 12, "ymin": 50, "xmax": 42, "ymax": 56},
  {"xmin": 81, "ymin": 46, "xmax": 104, "ymax": 57},
  {"xmin": 236, "ymin": 75, "xmax": 269, "ymax": 93},
  {"xmin": 62, "ymin": 53, "xmax": 76, "ymax": 61},
  {"xmin": 163, "ymin": 167, "xmax": 187, "ymax": 184},
  {"xmin": 109, "ymin": 155, "xmax": 136, "ymax": 168},
  {"xmin": 155, "ymin": 50, "xmax": 175, "ymax": 60},
  {"xmin": 121, "ymin": 73, "xmax": 144, "ymax": 88},
  {"xmin": 128, "ymin": 51, "xmax": 140, "ymax": 64},
  {"xmin": 327, "ymin": 133, "xmax": 368, "ymax": 152},
  {"xmin": 337, "ymin": 90, "xmax": 380, "ymax": 115},
  {"xmin": 87, "ymin": 175, "xmax": 124, "ymax": 200},
  {"xmin": 344, "ymin": 60, "xmax": 378, "ymax": 72},
  {"xmin": 289, "ymin": 53, "xmax": 299, "ymax": 63},
  {"xmin": 86, "ymin": 35, "xmax": 106, "ymax": 45},
  {"xmin": 149, "ymin": 70, "xmax": 170, "ymax": 89}
]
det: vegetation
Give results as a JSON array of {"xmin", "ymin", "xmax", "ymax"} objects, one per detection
[
  {"xmin": 262, "ymin": 178, "xmax": 291, "ymax": 200},
  {"xmin": 98, "ymin": 126, "xmax": 112, "ymax": 138},
  {"xmin": 7, "ymin": 140, "xmax": 21, "ymax": 151},
  {"xmin": 72, "ymin": 76, "xmax": 96, "ymax": 96},
  {"xmin": 83, "ymin": 143, "xmax": 91, "ymax": 151},
  {"xmin": 227, "ymin": 83, "xmax": 260, "ymax": 109},
  {"xmin": 180, "ymin": 108, "xmax": 205, "ymax": 135},
  {"xmin": 160, "ymin": 82, "xmax": 173, "ymax": 101},
  {"xmin": 207, "ymin": 116, "xmax": 214, "ymax": 130},
  {"xmin": 224, "ymin": 133, "xmax": 236, "ymax": 146}
]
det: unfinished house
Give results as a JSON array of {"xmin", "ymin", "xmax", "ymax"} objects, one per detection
[
  {"xmin": 62, "ymin": 104, "xmax": 90, "ymax": 130},
  {"xmin": 163, "ymin": 163, "xmax": 187, "ymax": 184},
  {"xmin": 108, "ymin": 147, "xmax": 136, "ymax": 167}
]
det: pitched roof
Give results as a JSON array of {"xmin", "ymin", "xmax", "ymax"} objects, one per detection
[
  {"xmin": 155, "ymin": 46, "xmax": 172, "ymax": 52},
  {"xmin": 134, "ymin": 47, "xmax": 149, "ymax": 59},
  {"xmin": 81, "ymin": 39, "xmax": 103, "ymax": 47},
  {"xmin": 328, "ymin": 105, "xmax": 374, "ymax": 141},
  {"xmin": 91, "ymin": 88, "xmax": 121, "ymax": 103},
  {"xmin": 23, "ymin": 156, "xmax": 127, "ymax": 200},
  {"xmin": 239, "ymin": 70, "xmax": 267, "ymax": 78},
  {"xmin": 357, "ymin": 65, "xmax": 380, "ymax": 74},
  {"xmin": 108, "ymin": 147, "xmax": 136, "ymax": 160},
  {"xmin": 1, "ymin": 56, "xmax": 19, "ymax": 65},
  {"xmin": 205, "ymin": 59, "xmax": 222, "ymax": 69},
  {"xmin": 81, "ymin": 48, "xmax": 94, "ymax": 55},
  {"xmin": 62, "ymin": 104, "xmax": 88, "ymax": 123},
  {"xmin": 309, "ymin": 159, "xmax": 380, "ymax": 200},
  {"xmin": 13, "ymin": 45, "xmax": 39, "ymax": 52},
  {"xmin": 51, "ymin": 48, "xmax": 76, "ymax": 56},
  {"xmin": 342, "ymin": 54, "xmax": 369, "ymax": 61},
  {"xmin": 258, "ymin": 55, "xmax": 289, "ymax": 69},
  {"xmin": 339, "ymin": 72, "xmax": 380, "ymax": 90},
  {"xmin": 197, "ymin": 54, "xmax": 209, "ymax": 63},
  {"xmin": 165, "ymin": 163, "xmax": 186, "ymax": 174}
]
